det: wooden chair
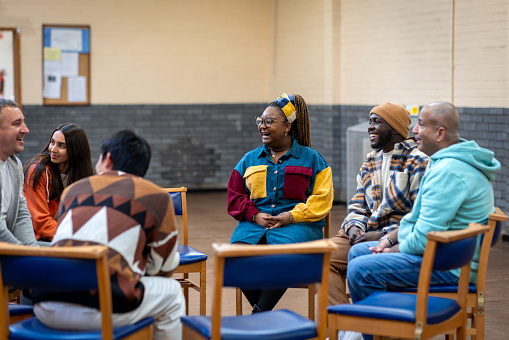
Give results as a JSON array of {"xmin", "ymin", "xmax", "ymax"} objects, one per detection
[
  {"xmin": 164, "ymin": 187, "xmax": 207, "ymax": 315},
  {"xmin": 6, "ymin": 288, "xmax": 33, "ymax": 324},
  {"xmin": 391, "ymin": 207, "xmax": 508, "ymax": 339},
  {"xmin": 182, "ymin": 239, "xmax": 337, "ymax": 340},
  {"xmin": 462, "ymin": 207, "xmax": 507, "ymax": 339},
  {"xmin": 7, "ymin": 305, "xmax": 33, "ymax": 324},
  {"xmin": 327, "ymin": 223, "xmax": 490, "ymax": 340},
  {"xmin": 0, "ymin": 242, "xmax": 153, "ymax": 340},
  {"xmin": 235, "ymin": 213, "xmax": 331, "ymax": 320}
]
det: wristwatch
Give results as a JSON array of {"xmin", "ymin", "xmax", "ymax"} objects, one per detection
[{"xmin": 380, "ymin": 236, "xmax": 394, "ymax": 247}]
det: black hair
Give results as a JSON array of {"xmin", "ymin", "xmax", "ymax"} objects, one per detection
[
  {"xmin": 24, "ymin": 123, "xmax": 94, "ymax": 199},
  {"xmin": 100, "ymin": 130, "xmax": 151, "ymax": 177}
]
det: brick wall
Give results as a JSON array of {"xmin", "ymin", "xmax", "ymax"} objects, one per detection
[
  {"xmin": 20, "ymin": 103, "xmax": 508, "ymax": 231},
  {"xmin": 457, "ymin": 107, "xmax": 509, "ymax": 216}
]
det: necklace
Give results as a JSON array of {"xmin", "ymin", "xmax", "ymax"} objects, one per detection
[{"xmin": 270, "ymin": 148, "xmax": 289, "ymax": 158}]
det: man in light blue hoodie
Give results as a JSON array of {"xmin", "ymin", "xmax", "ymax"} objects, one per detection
[{"xmin": 346, "ymin": 101, "xmax": 501, "ymax": 305}]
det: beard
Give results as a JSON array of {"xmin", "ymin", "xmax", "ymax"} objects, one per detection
[{"xmin": 370, "ymin": 130, "xmax": 393, "ymax": 150}]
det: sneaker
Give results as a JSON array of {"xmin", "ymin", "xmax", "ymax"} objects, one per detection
[{"xmin": 338, "ymin": 330, "xmax": 363, "ymax": 340}]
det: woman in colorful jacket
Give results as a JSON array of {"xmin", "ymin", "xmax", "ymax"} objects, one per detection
[
  {"xmin": 227, "ymin": 93, "xmax": 334, "ymax": 312},
  {"xmin": 23, "ymin": 123, "xmax": 94, "ymax": 243}
]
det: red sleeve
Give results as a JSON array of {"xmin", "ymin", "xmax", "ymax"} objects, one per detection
[{"xmin": 227, "ymin": 169, "xmax": 259, "ymax": 222}]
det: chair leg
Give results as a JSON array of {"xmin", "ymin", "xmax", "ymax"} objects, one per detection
[
  {"xmin": 457, "ymin": 324, "xmax": 467, "ymax": 340},
  {"xmin": 474, "ymin": 308, "xmax": 484, "ymax": 340},
  {"xmin": 308, "ymin": 284, "xmax": 315, "ymax": 320},
  {"xmin": 327, "ymin": 315, "xmax": 338, "ymax": 340},
  {"xmin": 199, "ymin": 263, "xmax": 206, "ymax": 315},
  {"xmin": 183, "ymin": 273, "xmax": 190, "ymax": 315},
  {"xmin": 236, "ymin": 287, "xmax": 243, "ymax": 315}
]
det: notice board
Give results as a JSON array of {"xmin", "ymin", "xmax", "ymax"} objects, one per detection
[
  {"xmin": 0, "ymin": 27, "xmax": 22, "ymax": 107},
  {"xmin": 43, "ymin": 25, "xmax": 90, "ymax": 105}
]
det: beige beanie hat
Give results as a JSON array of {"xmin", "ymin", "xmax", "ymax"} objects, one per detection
[{"xmin": 370, "ymin": 102, "xmax": 411, "ymax": 138}]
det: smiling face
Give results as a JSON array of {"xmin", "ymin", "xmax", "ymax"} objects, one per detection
[
  {"xmin": 258, "ymin": 106, "xmax": 291, "ymax": 149},
  {"xmin": 48, "ymin": 130, "xmax": 69, "ymax": 173},
  {"xmin": 368, "ymin": 113, "xmax": 396, "ymax": 152},
  {"xmin": 0, "ymin": 106, "xmax": 29, "ymax": 161},
  {"xmin": 412, "ymin": 106, "xmax": 439, "ymax": 156}
]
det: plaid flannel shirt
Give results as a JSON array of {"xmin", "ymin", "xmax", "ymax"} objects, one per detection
[{"xmin": 342, "ymin": 138, "xmax": 428, "ymax": 234}]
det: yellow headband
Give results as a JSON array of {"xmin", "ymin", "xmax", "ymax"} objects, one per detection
[{"xmin": 277, "ymin": 93, "xmax": 296, "ymax": 123}]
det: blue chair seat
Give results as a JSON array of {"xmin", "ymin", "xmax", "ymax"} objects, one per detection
[
  {"xmin": 392, "ymin": 284, "xmax": 477, "ymax": 294},
  {"xmin": 181, "ymin": 309, "xmax": 317, "ymax": 340},
  {"xmin": 178, "ymin": 245, "xmax": 207, "ymax": 265},
  {"xmin": 327, "ymin": 292, "xmax": 460, "ymax": 325},
  {"xmin": 9, "ymin": 304, "xmax": 33, "ymax": 316},
  {"xmin": 9, "ymin": 317, "xmax": 154, "ymax": 340}
]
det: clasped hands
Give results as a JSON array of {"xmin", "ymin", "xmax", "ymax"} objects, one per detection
[
  {"xmin": 348, "ymin": 226, "xmax": 399, "ymax": 254},
  {"xmin": 253, "ymin": 212, "xmax": 292, "ymax": 229}
]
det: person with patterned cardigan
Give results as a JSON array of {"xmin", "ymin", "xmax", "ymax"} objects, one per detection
[
  {"xmin": 328, "ymin": 102, "xmax": 429, "ymax": 308},
  {"xmin": 31, "ymin": 130, "xmax": 185, "ymax": 340}
]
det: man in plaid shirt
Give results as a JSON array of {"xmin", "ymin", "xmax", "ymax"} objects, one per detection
[{"xmin": 328, "ymin": 102, "xmax": 428, "ymax": 307}]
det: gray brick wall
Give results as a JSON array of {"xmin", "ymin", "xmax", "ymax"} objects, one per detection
[
  {"xmin": 457, "ymin": 107, "xmax": 509, "ymax": 236},
  {"xmin": 19, "ymin": 103, "xmax": 508, "ymax": 233}
]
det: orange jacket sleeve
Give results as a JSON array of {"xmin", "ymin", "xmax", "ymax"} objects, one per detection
[{"xmin": 23, "ymin": 164, "xmax": 59, "ymax": 240}]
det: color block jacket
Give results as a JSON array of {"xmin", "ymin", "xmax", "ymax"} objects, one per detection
[{"xmin": 228, "ymin": 139, "xmax": 333, "ymax": 245}]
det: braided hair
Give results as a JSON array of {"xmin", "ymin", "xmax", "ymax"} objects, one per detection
[{"xmin": 291, "ymin": 94, "xmax": 311, "ymax": 147}]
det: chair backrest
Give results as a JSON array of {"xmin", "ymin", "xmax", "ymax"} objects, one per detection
[
  {"xmin": 486, "ymin": 207, "xmax": 507, "ymax": 248},
  {"xmin": 211, "ymin": 239, "xmax": 337, "ymax": 340},
  {"xmin": 226, "ymin": 211, "xmax": 330, "ymax": 290},
  {"xmin": 415, "ymin": 223, "xmax": 490, "ymax": 324},
  {"xmin": 432, "ymin": 235, "xmax": 479, "ymax": 271},
  {"xmin": 0, "ymin": 243, "xmax": 113, "ymax": 340},
  {"xmin": 224, "ymin": 253, "xmax": 325, "ymax": 289},
  {"xmin": 475, "ymin": 207, "xmax": 508, "ymax": 292},
  {"xmin": 164, "ymin": 187, "xmax": 188, "ymax": 246}
]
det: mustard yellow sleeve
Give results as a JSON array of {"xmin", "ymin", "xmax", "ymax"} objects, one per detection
[{"xmin": 290, "ymin": 167, "xmax": 333, "ymax": 222}]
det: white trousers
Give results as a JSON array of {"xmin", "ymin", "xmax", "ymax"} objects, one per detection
[{"xmin": 34, "ymin": 276, "xmax": 185, "ymax": 340}]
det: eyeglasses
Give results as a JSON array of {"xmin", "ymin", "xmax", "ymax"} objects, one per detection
[{"xmin": 256, "ymin": 117, "xmax": 282, "ymax": 128}]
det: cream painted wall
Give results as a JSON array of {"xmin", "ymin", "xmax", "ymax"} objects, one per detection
[
  {"xmin": 269, "ymin": 0, "xmax": 335, "ymax": 104},
  {"xmin": 337, "ymin": 0, "xmax": 509, "ymax": 108},
  {"xmin": 0, "ymin": 0, "xmax": 274, "ymax": 104},
  {"xmin": 1, "ymin": 0, "xmax": 508, "ymax": 107},
  {"xmin": 338, "ymin": 0, "xmax": 453, "ymax": 106},
  {"xmin": 453, "ymin": 0, "xmax": 508, "ymax": 107}
]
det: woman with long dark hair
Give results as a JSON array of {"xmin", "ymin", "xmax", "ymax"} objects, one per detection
[{"xmin": 23, "ymin": 123, "xmax": 94, "ymax": 242}]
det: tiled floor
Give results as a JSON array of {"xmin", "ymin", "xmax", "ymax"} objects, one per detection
[{"xmin": 182, "ymin": 190, "xmax": 509, "ymax": 338}]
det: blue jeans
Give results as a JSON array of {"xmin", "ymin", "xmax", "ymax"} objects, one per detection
[
  {"xmin": 346, "ymin": 241, "xmax": 460, "ymax": 340},
  {"xmin": 347, "ymin": 241, "xmax": 459, "ymax": 302}
]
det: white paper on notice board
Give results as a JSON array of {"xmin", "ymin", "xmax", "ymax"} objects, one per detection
[
  {"xmin": 67, "ymin": 76, "xmax": 86, "ymax": 102},
  {"xmin": 43, "ymin": 73, "xmax": 61, "ymax": 99},
  {"xmin": 51, "ymin": 29, "xmax": 82, "ymax": 52},
  {"xmin": 60, "ymin": 52, "xmax": 79, "ymax": 77}
]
